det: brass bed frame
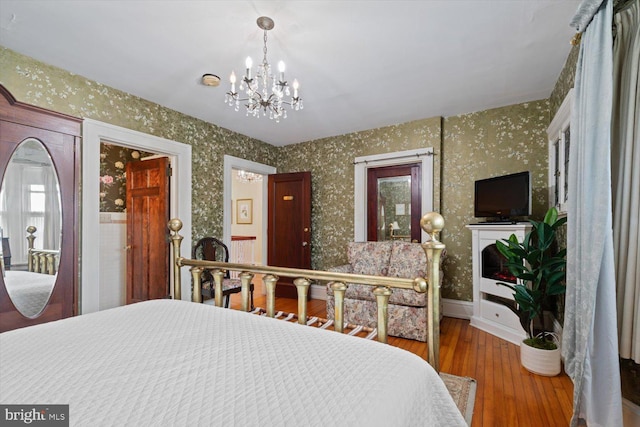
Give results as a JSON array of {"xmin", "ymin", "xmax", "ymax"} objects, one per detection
[
  {"xmin": 168, "ymin": 212, "xmax": 445, "ymax": 372},
  {"xmin": 25, "ymin": 225, "xmax": 59, "ymax": 275}
]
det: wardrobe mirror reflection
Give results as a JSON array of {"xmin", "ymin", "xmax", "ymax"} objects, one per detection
[{"xmin": 0, "ymin": 138, "xmax": 61, "ymax": 318}]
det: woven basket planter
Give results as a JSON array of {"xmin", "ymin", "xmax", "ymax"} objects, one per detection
[{"xmin": 520, "ymin": 341, "xmax": 561, "ymax": 376}]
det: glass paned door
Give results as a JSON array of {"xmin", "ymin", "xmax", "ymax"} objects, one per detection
[{"xmin": 366, "ymin": 163, "xmax": 421, "ymax": 242}]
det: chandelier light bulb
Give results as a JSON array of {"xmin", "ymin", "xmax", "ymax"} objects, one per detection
[
  {"xmin": 278, "ymin": 61, "xmax": 285, "ymax": 73},
  {"xmin": 229, "ymin": 71, "xmax": 237, "ymax": 84},
  {"xmin": 245, "ymin": 56, "xmax": 253, "ymax": 80},
  {"xmin": 293, "ymin": 79, "xmax": 299, "ymax": 97}
]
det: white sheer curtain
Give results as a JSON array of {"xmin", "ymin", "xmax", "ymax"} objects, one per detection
[
  {"xmin": 0, "ymin": 162, "xmax": 30, "ymax": 265},
  {"xmin": 0, "ymin": 161, "xmax": 60, "ymax": 266},
  {"xmin": 42, "ymin": 165, "xmax": 61, "ymax": 251},
  {"xmin": 563, "ymin": 1, "xmax": 623, "ymax": 426},
  {"xmin": 612, "ymin": 0, "xmax": 640, "ymax": 365}
]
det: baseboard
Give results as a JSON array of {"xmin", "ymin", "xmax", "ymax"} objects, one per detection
[
  {"xmin": 443, "ymin": 298, "xmax": 473, "ymax": 319},
  {"xmin": 310, "ymin": 284, "xmax": 327, "ymax": 301},
  {"xmin": 623, "ymin": 398, "xmax": 640, "ymax": 427}
]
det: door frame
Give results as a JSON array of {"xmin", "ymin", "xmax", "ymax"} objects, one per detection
[
  {"xmin": 354, "ymin": 148, "xmax": 434, "ymax": 242},
  {"xmin": 223, "ymin": 155, "xmax": 276, "ymax": 262},
  {"xmin": 82, "ymin": 119, "xmax": 192, "ymax": 313}
]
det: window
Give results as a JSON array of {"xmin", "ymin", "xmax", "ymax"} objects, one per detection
[{"xmin": 547, "ymin": 89, "xmax": 573, "ymax": 214}]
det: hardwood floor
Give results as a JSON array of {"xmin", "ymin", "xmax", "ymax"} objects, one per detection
[{"xmin": 230, "ymin": 293, "xmax": 574, "ymax": 427}]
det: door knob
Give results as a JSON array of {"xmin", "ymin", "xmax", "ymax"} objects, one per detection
[{"xmin": 302, "ymin": 241, "xmax": 308, "ymax": 247}]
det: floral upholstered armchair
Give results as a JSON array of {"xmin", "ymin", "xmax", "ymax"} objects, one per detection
[{"xmin": 326, "ymin": 240, "xmax": 445, "ymax": 342}]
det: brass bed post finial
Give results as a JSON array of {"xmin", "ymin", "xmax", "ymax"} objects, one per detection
[
  {"xmin": 168, "ymin": 218, "xmax": 184, "ymax": 301},
  {"xmin": 26, "ymin": 226, "xmax": 36, "ymax": 272},
  {"xmin": 420, "ymin": 212, "xmax": 445, "ymax": 373}
]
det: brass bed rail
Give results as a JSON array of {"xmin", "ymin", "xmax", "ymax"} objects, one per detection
[{"xmin": 168, "ymin": 212, "xmax": 445, "ymax": 372}]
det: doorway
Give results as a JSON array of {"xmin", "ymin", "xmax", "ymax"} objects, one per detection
[
  {"xmin": 367, "ymin": 163, "xmax": 422, "ymax": 242},
  {"xmin": 267, "ymin": 171, "xmax": 312, "ymax": 298},
  {"xmin": 354, "ymin": 148, "xmax": 434, "ymax": 242},
  {"xmin": 223, "ymin": 155, "xmax": 276, "ymax": 293},
  {"xmin": 98, "ymin": 143, "xmax": 168, "ymax": 309},
  {"xmin": 230, "ymin": 168, "xmax": 264, "ymax": 279},
  {"xmin": 126, "ymin": 156, "xmax": 171, "ymax": 304},
  {"xmin": 82, "ymin": 119, "xmax": 192, "ymax": 314}
]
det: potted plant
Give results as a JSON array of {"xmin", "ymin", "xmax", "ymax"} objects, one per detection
[{"xmin": 495, "ymin": 207, "xmax": 567, "ymax": 376}]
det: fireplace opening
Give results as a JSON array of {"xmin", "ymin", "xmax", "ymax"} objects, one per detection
[{"xmin": 481, "ymin": 244, "xmax": 517, "ymax": 283}]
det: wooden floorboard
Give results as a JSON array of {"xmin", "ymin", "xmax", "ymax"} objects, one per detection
[{"xmin": 230, "ymin": 293, "xmax": 573, "ymax": 426}]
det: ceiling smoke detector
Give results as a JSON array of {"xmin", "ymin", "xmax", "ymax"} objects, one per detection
[{"xmin": 201, "ymin": 74, "xmax": 221, "ymax": 87}]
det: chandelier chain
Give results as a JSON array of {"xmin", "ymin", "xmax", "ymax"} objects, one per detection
[{"xmin": 263, "ymin": 30, "xmax": 268, "ymax": 64}]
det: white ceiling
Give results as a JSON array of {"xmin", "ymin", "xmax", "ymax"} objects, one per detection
[{"xmin": 0, "ymin": 1, "xmax": 580, "ymax": 147}]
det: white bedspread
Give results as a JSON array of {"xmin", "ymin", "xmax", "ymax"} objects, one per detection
[
  {"xmin": 3, "ymin": 270, "xmax": 55, "ymax": 317},
  {"xmin": 0, "ymin": 300, "xmax": 465, "ymax": 426}
]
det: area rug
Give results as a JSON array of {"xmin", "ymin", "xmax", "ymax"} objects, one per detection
[{"xmin": 440, "ymin": 372, "xmax": 477, "ymax": 426}]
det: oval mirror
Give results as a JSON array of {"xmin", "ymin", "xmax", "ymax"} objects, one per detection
[{"xmin": 0, "ymin": 138, "xmax": 62, "ymax": 318}]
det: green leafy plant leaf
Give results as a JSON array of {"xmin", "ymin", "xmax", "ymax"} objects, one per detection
[{"xmin": 494, "ymin": 207, "xmax": 566, "ymax": 345}]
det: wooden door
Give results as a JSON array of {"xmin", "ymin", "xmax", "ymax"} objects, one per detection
[
  {"xmin": 267, "ymin": 172, "xmax": 312, "ymax": 298},
  {"xmin": 126, "ymin": 157, "xmax": 170, "ymax": 304},
  {"xmin": 367, "ymin": 163, "xmax": 422, "ymax": 242}
]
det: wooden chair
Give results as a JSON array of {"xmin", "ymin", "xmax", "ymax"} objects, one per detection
[{"xmin": 192, "ymin": 237, "xmax": 254, "ymax": 309}]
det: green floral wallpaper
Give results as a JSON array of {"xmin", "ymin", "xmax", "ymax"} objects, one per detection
[
  {"xmin": 440, "ymin": 101, "xmax": 550, "ymax": 300},
  {"xmin": 1, "ymin": 45, "xmax": 554, "ymax": 303},
  {"xmin": 277, "ymin": 117, "xmax": 443, "ymax": 271},
  {"xmin": 277, "ymin": 102, "xmax": 549, "ymax": 302},
  {"xmin": 549, "ymin": 43, "xmax": 579, "ymax": 118},
  {"xmin": 0, "ymin": 47, "xmax": 278, "ymax": 240}
]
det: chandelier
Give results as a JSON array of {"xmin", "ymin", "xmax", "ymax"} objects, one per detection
[
  {"xmin": 225, "ymin": 16, "xmax": 303, "ymax": 122},
  {"xmin": 235, "ymin": 170, "xmax": 263, "ymax": 183}
]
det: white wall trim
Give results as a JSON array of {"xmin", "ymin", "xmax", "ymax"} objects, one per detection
[
  {"xmin": 82, "ymin": 119, "xmax": 192, "ymax": 313},
  {"xmin": 310, "ymin": 284, "xmax": 327, "ymax": 301},
  {"xmin": 354, "ymin": 148, "xmax": 434, "ymax": 242},
  {"xmin": 223, "ymin": 155, "xmax": 276, "ymax": 262},
  {"xmin": 442, "ymin": 298, "xmax": 473, "ymax": 319}
]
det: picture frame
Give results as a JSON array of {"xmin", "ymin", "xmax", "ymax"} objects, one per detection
[{"xmin": 236, "ymin": 198, "xmax": 253, "ymax": 224}]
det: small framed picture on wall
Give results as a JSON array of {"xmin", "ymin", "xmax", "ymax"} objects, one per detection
[{"xmin": 236, "ymin": 199, "xmax": 253, "ymax": 224}]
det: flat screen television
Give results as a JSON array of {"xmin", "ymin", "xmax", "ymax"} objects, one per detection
[{"xmin": 474, "ymin": 171, "xmax": 531, "ymax": 220}]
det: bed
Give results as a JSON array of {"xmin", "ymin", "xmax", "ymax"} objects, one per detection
[
  {"xmin": 0, "ymin": 299, "xmax": 465, "ymax": 425},
  {"xmin": 0, "ymin": 212, "xmax": 465, "ymax": 425},
  {"xmin": 2, "ymin": 270, "xmax": 55, "ymax": 317},
  {"xmin": 2, "ymin": 226, "xmax": 59, "ymax": 318}
]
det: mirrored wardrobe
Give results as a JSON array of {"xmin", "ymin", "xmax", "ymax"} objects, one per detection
[{"xmin": 0, "ymin": 85, "xmax": 80, "ymax": 331}]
